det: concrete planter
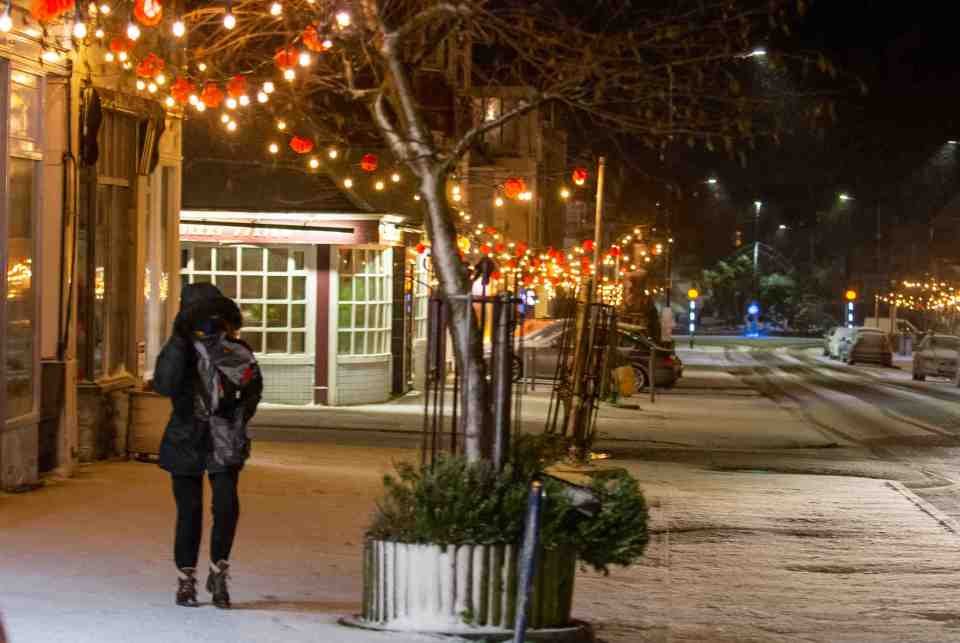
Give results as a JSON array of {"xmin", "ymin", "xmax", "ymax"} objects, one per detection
[{"xmin": 356, "ymin": 540, "xmax": 578, "ymax": 633}]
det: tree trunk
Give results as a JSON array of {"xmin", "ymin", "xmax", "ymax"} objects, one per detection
[{"xmin": 418, "ymin": 170, "xmax": 492, "ymax": 462}]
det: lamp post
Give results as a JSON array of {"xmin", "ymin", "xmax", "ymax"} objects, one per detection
[
  {"xmin": 687, "ymin": 288, "xmax": 699, "ymax": 349},
  {"xmin": 845, "ymin": 289, "xmax": 857, "ymax": 329},
  {"xmin": 752, "ymin": 200, "xmax": 762, "ymax": 299}
]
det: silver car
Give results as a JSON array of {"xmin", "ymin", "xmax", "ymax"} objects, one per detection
[
  {"xmin": 839, "ymin": 327, "xmax": 892, "ymax": 366},
  {"xmin": 912, "ymin": 334, "xmax": 960, "ymax": 381},
  {"xmin": 825, "ymin": 326, "xmax": 852, "ymax": 359}
]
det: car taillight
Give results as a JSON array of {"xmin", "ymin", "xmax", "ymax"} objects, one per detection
[{"xmin": 662, "ymin": 356, "xmax": 675, "ymax": 365}]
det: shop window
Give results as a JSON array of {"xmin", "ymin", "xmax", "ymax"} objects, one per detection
[
  {"xmin": 181, "ymin": 244, "xmax": 311, "ymax": 354},
  {"xmin": 143, "ymin": 166, "xmax": 176, "ymax": 378},
  {"xmin": 413, "ymin": 252, "xmax": 431, "ymax": 341},
  {"xmin": 77, "ymin": 109, "xmax": 137, "ymax": 381},
  {"xmin": 5, "ymin": 70, "xmax": 41, "ymax": 419},
  {"xmin": 337, "ymin": 247, "xmax": 392, "ymax": 356}
]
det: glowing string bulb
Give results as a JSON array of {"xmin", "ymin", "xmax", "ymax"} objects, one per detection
[
  {"xmin": 147, "ymin": 82, "xmax": 158, "ymax": 94},
  {"xmin": 164, "ymin": 96, "xmax": 175, "ymax": 107},
  {"xmin": 72, "ymin": 21, "xmax": 88, "ymax": 39},
  {"xmin": 343, "ymin": 178, "xmax": 353, "ymax": 188},
  {"xmin": 270, "ymin": 2, "xmax": 282, "ymax": 16},
  {"xmin": 195, "ymin": 102, "xmax": 206, "ymax": 112},
  {"xmin": 494, "ymin": 197, "xmax": 504, "ymax": 207},
  {"xmin": 99, "ymin": 4, "xmax": 109, "ymax": 14},
  {"xmin": 414, "ymin": 194, "xmax": 421, "ymax": 201},
  {"xmin": 127, "ymin": 22, "xmax": 140, "ymax": 40},
  {"xmin": 223, "ymin": 12, "xmax": 236, "ymax": 29},
  {"xmin": 284, "ymin": 68, "xmax": 296, "ymax": 81},
  {"xmin": 257, "ymin": 92, "xmax": 268, "ymax": 103},
  {"xmin": 172, "ymin": 20, "xmax": 185, "ymax": 38},
  {"xmin": 95, "ymin": 28, "xmax": 105, "ymax": 39},
  {"xmin": 188, "ymin": 94, "xmax": 198, "ymax": 105},
  {"xmin": 309, "ymin": 158, "xmax": 319, "ymax": 169},
  {"xmin": 375, "ymin": 180, "xmax": 385, "ymax": 191},
  {"xmin": 0, "ymin": 11, "xmax": 12, "ymax": 33},
  {"xmin": 276, "ymin": 120, "xmax": 286, "ymax": 131},
  {"xmin": 118, "ymin": 51, "xmax": 128, "ymax": 61},
  {"xmin": 226, "ymin": 97, "xmax": 237, "ymax": 109},
  {"xmin": 227, "ymin": 121, "xmax": 237, "ymax": 132},
  {"xmin": 156, "ymin": 73, "xmax": 166, "ymax": 85},
  {"xmin": 136, "ymin": 79, "xmax": 146, "ymax": 91},
  {"xmin": 391, "ymin": 173, "xmax": 401, "ymax": 183},
  {"xmin": 298, "ymin": 52, "xmax": 311, "ymax": 67},
  {"xmin": 105, "ymin": 52, "xmax": 115, "ymax": 62},
  {"xmin": 263, "ymin": 81, "xmax": 275, "ymax": 94},
  {"xmin": 335, "ymin": 11, "xmax": 351, "ymax": 27},
  {"xmin": 328, "ymin": 148, "xmax": 338, "ymax": 159},
  {"xmin": 220, "ymin": 114, "xmax": 230, "ymax": 123},
  {"xmin": 197, "ymin": 62, "xmax": 207, "ymax": 72},
  {"xmin": 238, "ymin": 94, "xmax": 249, "ymax": 106},
  {"xmin": 268, "ymin": 143, "xmax": 279, "ymax": 154}
]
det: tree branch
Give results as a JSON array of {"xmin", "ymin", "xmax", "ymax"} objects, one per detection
[{"xmin": 383, "ymin": 2, "xmax": 472, "ymax": 47}]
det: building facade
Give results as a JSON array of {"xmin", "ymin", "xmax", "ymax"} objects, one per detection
[{"xmin": 0, "ymin": 4, "xmax": 182, "ymax": 489}]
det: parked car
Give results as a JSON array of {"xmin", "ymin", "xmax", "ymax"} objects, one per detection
[
  {"xmin": 912, "ymin": 334, "xmax": 960, "ymax": 381},
  {"xmin": 839, "ymin": 327, "xmax": 893, "ymax": 366},
  {"xmin": 824, "ymin": 326, "xmax": 852, "ymax": 359},
  {"xmin": 524, "ymin": 321, "xmax": 682, "ymax": 390}
]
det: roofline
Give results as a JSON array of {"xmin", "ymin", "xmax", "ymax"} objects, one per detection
[{"xmin": 181, "ymin": 209, "xmax": 406, "ymax": 224}]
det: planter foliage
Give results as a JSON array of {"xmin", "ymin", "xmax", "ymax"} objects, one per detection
[{"xmin": 368, "ymin": 436, "xmax": 648, "ymax": 574}]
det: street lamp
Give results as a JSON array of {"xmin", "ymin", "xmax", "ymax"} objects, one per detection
[
  {"xmin": 839, "ymin": 193, "xmax": 853, "ymax": 202},
  {"xmin": 778, "ymin": 224, "xmax": 788, "ymax": 230},
  {"xmin": 752, "ymin": 200, "xmax": 762, "ymax": 298},
  {"xmin": 706, "ymin": 177, "xmax": 718, "ymax": 185}
]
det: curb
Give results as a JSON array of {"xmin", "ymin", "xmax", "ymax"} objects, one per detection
[
  {"xmin": 339, "ymin": 616, "xmax": 595, "ymax": 642},
  {"xmin": 885, "ymin": 480, "xmax": 960, "ymax": 535}
]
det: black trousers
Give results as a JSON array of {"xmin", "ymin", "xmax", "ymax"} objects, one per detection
[{"xmin": 172, "ymin": 470, "xmax": 240, "ymax": 570}]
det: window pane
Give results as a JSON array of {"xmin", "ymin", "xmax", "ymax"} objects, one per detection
[
  {"xmin": 241, "ymin": 276, "xmax": 263, "ymax": 299},
  {"xmin": 292, "ymin": 250, "xmax": 306, "ymax": 270},
  {"xmin": 194, "ymin": 246, "xmax": 212, "ymax": 271},
  {"xmin": 266, "ymin": 304, "xmax": 288, "ymax": 328},
  {"xmin": 292, "ymin": 304, "xmax": 306, "ymax": 328},
  {"xmin": 339, "ymin": 249, "xmax": 353, "ymax": 274},
  {"xmin": 216, "ymin": 246, "xmax": 238, "ymax": 271},
  {"xmin": 292, "ymin": 276, "xmax": 307, "ymax": 300},
  {"xmin": 267, "ymin": 276, "xmax": 288, "ymax": 300},
  {"xmin": 6, "ymin": 158, "xmax": 36, "ymax": 418},
  {"xmin": 338, "ymin": 304, "xmax": 352, "ymax": 328},
  {"xmin": 268, "ymin": 248, "xmax": 289, "ymax": 272},
  {"xmin": 339, "ymin": 276, "xmax": 352, "ymax": 302},
  {"xmin": 338, "ymin": 331, "xmax": 352, "ymax": 355},
  {"xmin": 240, "ymin": 303, "xmax": 264, "ymax": 326},
  {"xmin": 181, "ymin": 247, "xmax": 190, "ymax": 269},
  {"xmin": 366, "ymin": 333, "xmax": 375, "ymax": 354},
  {"xmin": 266, "ymin": 332, "xmax": 287, "ymax": 353},
  {"xmin": 241, "ymin": 247, "xmax": 263, "ymax": 271},
  {"xmin": 109, "ymin": 186, "xmax": 133, "ymax": 375},
  {"xmin": 241, "ymin": 331, "xmax": 263, "ymax": 353},
  {"xmin": 291, "ymin": 332, "xmax": 306, "ymax": 353},
  {"xmin": 216, "ymin": 274, "xmax": 237, "ymax": 299},
  {"xmin": 355, "ymin": 305, "xmax": 367, "ymax": 329},
  {"xmin": 355, "ymin": 276, "xmax": 366, "ymax": 301}
]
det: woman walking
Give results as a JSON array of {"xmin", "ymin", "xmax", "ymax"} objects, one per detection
[{"xmin": 153, "ymin": 283, "xmax": 263, "ymax": 608}]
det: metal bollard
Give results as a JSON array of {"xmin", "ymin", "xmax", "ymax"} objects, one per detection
[{"xmin": 513, "ymin": 479, "xmax": 544, "ymax": 643}]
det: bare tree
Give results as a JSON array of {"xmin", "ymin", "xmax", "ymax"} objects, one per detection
[{"xmin": 178, "ymin": 0, "xmax": 842, "ymax": 460}]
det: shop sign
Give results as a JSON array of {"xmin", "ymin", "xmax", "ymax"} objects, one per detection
[
  {"xmin": 180, "ymin": 222, "xmax": 356, "ymax": 244},
  {"xmin": 378, "ymin": 221, "xmax": 401, "ymax": 245}
]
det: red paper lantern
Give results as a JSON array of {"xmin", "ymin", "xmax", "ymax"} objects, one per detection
[
  {"xmin": 170, "ymin": 78, "xmax": 195, "ymax": 104},
  {"xmin": 610, "ymin": 245, "xmax": 622, "ymax": 257},
  {"xmin": 503, "ymin": 178, "xmax": 526, "ymax": 199},
  {"xmin": 506, "ymin": 259, "xmax": 517, "ymax": 269},
  {"xmin": 302, "ymin": 25, "xmax": 327, "ymax": 52},
  {"xmin": 547, "ymin": 247, "xmax": 557, "ymax": 259},
  {"xmin": 274, "ymin": 48, "xmax": 298, "ymax": 70},
  {"xmin": 30, "ymin": 0, "xmax": 74, "ymax": 22},
  {"xmin": 289, "ymin": 136, "xmax": 314, "ymax": 154},
  {"xmin": 555, "ymin": 253, "xmax": 566, "ymax": 265},
  {"xmin": 531, "ymin": 258, "xmax": 542, "ymax": 269},
  {"xmin": 479, "ymin": 244, "xmax": 492, "ymax": 255},
  {"xmin": 415, "ymin": 242, "xmax": 427, "ymax": 255},
  {"xmin": 485, "ymin": 226, "xmax": 498, "ymax": 235},
  {"xmin": 226, "ymin": 74, "xmax": 247, "ymax": 98},
  {"xmin": 200, "ymin": 84, "xmax": 224, "ymax": 108},
  {"xmin": 135, "ymin": 53, "xmax": 164, "ymax": 78},
  {"xmin": 572, "ymin": 167, "xmax": 588, "ymax": 186},
  {"xmin": 134, "ymin": 0, "xmax": 163, "ymax": 27},
  {"xmin": 360, "ymin": 153, "xmax": 379, "ymax": 173},
  {"xmin": 582, "ymin": 239, "xmax": 595, "ymax": 253},
  {"xmin": 109, "ymin": 37, "xmax": 134, "ymax": 54},
  {"xmin": 494, "ymin": 243, "xmax": 505, "ymax": 254},
  {"xmin": 491, "ymin": 271, "xmax": 502, "ymax": 281},
  {"xmin": 522, "ymin": 275, "xmax": 533, "ymax": 286},
  {"xmin": 515, "ymin": 241, "xmax": 528, "ymax": 257}
]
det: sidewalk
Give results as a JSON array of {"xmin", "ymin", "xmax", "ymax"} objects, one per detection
[{"xmin": 3, "ymin": 440, "xmax": 958, "ymax": 642}]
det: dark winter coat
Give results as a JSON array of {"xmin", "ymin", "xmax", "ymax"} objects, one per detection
[{"xmin": 154, "ymin": 283, "xmax": 262, "ymax": 476}]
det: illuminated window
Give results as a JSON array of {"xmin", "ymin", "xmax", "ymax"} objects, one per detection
[{"xmin": 337, "ymin": 248, "xmax": 392, "ymax": 356}]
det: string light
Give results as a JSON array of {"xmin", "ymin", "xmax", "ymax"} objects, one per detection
[
  {"xmin": 309, "ymin": 158, "xmax": 320, "ymax": 169},
  {"xmin": 172, "ymin": 20, "xmax": 185, "ymax": 37},
  {"xmin": 276, "ymin": 120, "xmax": 287, "ymax": 130},
  {"xmin": 335, "ymin": 11, "xmax": 351, "ymax": 27},
  {"xmin": 0, "ymin": 8, "xmax": 13, "ymax": 32},
  {"xmin": 136, "ymin": 79, "xmax": 147, "ymax": 91},
  {"xmin": 188, "ymin": 94, "xmax": 199, "ymax": 105},
  {"xmin": 391, "ymin": 173, "xmax": 401, "ymax": 183},
  {"xmin": 268, "ymin": 143, "xmax": 279, "ymax": 154},
  {"xmin": 223, "ymin": 11, "xmax": 236, "ymax": 29},
  {"xmin": 560, "ymin": 188, "xmax": 570, "ymax": 199},
  {"xmin": 263, "ymin": 81, "xmax": 275, "ymax": 94},
  {"xmin": 343, "ymin": 178, "xmax": 354, "ymax": 188},
  {"xmin": 495, "ymin": 197, "xmax": 504, "ymax": 207},
  {"xmin": 94, "ymin": 28, "xmax": 105, "ymax": 38},
  {"xmin": 226, "ymin": 120, "xmax": 237, "ymax": 132},
  {"xmin": 270, "ymin": 2, "xmax": 282, "ymax": 16},
  {"xmin": 220, "ymin": 114, "xmax": 230, "ymax": 123},
  {"xmin": 156, "ymin": 73, "xmax": 166, "ymax": 85},
  {"xmin": 164, "ymin": 96, "xmax": 175, "ymax": 107},
  {"xmin": 298, "ymin": 52, "xmax": 311, "ymax": 67},
  {"xmin": 118, "ymin": 50, "xmax": 128, "ymax": 61},
  {"xmin": 72, "ymin": 20, "xmax": 88, "ymax": 39},
  {"xmin": 195, "ymin": 102, "xmax": 206, "ymax": 112},
  {"xmin": 105, "ymin": 52, "xmax": 115, "ymax": 62},
  {"xmin": 147, "ymin": 82, "xmax": 158, "ymax": 93},
  {"xmin": 414, "ymin": 194, "xmax": 421, "ymax": 201},
  {"xmin": 328, "ymin": 148, "xmax": 339, "ymax": 159},
  {"xmin": 197, "ymin": 62, "xmax": 207, "ymax": 72},
  {"xmin": 226, "ymin": 97, "xmax": 238, "ymax": 109},
  {"xmin": 284, "ymin": 68, "xmax": 296, "ymax": 81},
  {"xmin": 238, "ymin": 94, "xmax": 249, "ymax": 106},
  {"xmin": 126, "ymin": 22, "xmax": 140, "ymax": 40},
  {"xmin": 99, "ymin": 3, "xmax": 109, "ymax": 14},
  {"xmin": 375, "ymin": 180, "xmax": 385, "ymax": 191},
  {"xmin": 257, "ymin": 91, "xmax": 269, "ymax": 103}
]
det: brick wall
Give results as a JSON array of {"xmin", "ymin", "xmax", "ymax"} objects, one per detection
[{"xmin": 334, "ymin": 359, "xmax": 392, "ymax": 405}]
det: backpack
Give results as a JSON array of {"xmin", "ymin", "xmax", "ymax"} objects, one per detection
[{"xmin": 192, "ymin": 333, "xmax": 260, "ymax": 468}]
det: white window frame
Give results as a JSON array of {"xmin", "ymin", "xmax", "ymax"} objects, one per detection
[
  {"xmin": 413, "ymin": 252, "xmax": 431, "ymax": 342},
  {"xmin": 334, "ymin": 245, "xmax": 393, "ymax": 361},
  {"xmin": 180, "ymin": 243, "xmax": 315, "ymax": 358}
]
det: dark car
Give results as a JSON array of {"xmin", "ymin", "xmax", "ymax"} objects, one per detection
[
  {"xmin": 839, "ymin": 327, "xmax": 893, "ymax": 366},
  {"xmin": 523, "ymin": 321, "xmax": 682, "ymax": 390}
]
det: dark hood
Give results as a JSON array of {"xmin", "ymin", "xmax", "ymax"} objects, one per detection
[{"xmin": 179, "ymin": 282, "xmax": 242, "ymax": 332}]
